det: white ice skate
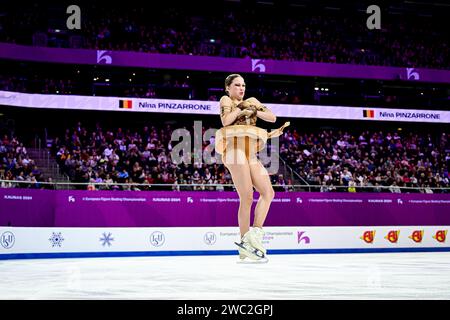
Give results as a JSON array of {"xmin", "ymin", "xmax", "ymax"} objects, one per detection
[
  {"xmin": 247, "ymin": 227, "xmax": 266, "ymax": 256},
  {"xmin": 235, "ymin": 229, "xmax": 268, "ymax": 263}
]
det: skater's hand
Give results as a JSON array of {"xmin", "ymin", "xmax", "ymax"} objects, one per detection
[
  {"xmin": 236, "ymin": 101, "xmax": 251, "ymax": 110},
  {"xmin": 239, "ymin": 108, "xmax": 256, "ymax": 118}
]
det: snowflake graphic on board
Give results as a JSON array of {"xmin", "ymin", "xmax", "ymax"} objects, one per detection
[
  {"xmin": 100, "ymin": 232, "xmax": 114, "ymax": 247},
  {"xmin": 49, "ymin": 232, "xmax": 65, "ymax": 247}
]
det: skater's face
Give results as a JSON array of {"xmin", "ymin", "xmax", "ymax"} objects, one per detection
[{"xmin": 227, "ymin": 76, "xmax": 246, "ymax": 100}]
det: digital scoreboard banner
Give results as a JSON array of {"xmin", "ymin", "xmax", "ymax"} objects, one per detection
[
  {"xmin": 1, "ymin": 90, "xmax": 449, "ymax": 123},
  {"xmin": 1, "ymin": 189, "xmax": 449, "ymax": 227}
]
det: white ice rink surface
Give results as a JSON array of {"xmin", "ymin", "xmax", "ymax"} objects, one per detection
[{"xmin": 1, "ymin": 252, "xmax": 450, "ymax": 299}]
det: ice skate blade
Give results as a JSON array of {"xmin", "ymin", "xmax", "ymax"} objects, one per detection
[
  {"xmin": 235, "ymin": 241, "xmax": 267, "ymax": 262},
  {"xmin": 238, "ymin": 252, "xmax": 268, "ymax": 263}
]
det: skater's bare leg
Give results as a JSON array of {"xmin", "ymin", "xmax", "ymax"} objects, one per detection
[
  {"xmin": 249, "ymin": 159, "xmax": 274, "ymax": 228},
  {"xmin": 222, "ymin": 148, "xmax": 253, "ymax": 237}
]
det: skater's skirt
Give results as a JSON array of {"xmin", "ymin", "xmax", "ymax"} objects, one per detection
[{"xmin": 215, "ymin": 125, "xmax": 268, "ymax": 157}]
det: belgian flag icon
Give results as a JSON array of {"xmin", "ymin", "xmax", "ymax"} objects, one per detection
[
  {"xmin": 119, "ymin": 100, "xmax": 133, "ymax": 109},
  {"xmin": 363, "ymin": 109, "xmax": 375, "ymax": 118}
]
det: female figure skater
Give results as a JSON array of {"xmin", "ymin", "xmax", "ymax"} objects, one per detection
[{"xmin": 217, "ymin": 74, "xmax": 288, "ymax": 262}]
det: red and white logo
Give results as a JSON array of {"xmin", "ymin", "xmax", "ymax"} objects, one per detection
[
  {"xmin": 409, "ymin": 230, "xmax": 424, "ymax": 243},
  {"xmin": 385, "ymin": 230, "xmax": 400, "ymax": 243},
  {"xmin": 433, "ymin": 230, "xmax": 447, "ymax": 243},
  {"xmin": 361, "ymin": 230, "xmax": 376, "ymax": 244}
]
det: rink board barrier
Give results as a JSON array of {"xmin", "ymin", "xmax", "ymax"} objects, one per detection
[
  {"xmin": 1, "ymin": 226, "xmax": 449, "ymax": 260},
  {"xmin": 2, "ymin": 190, "xmax": 450, "ymax": 259}
]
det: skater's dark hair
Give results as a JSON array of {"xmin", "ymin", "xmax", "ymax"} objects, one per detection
[{"xmin": 225, "ymin": 74, "xmax": 243, "ymax": 95}]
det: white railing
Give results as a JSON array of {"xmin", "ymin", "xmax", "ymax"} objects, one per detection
[{"xmin": 1, "ymin": 179, "xmax": 449, "ymax": 193}]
